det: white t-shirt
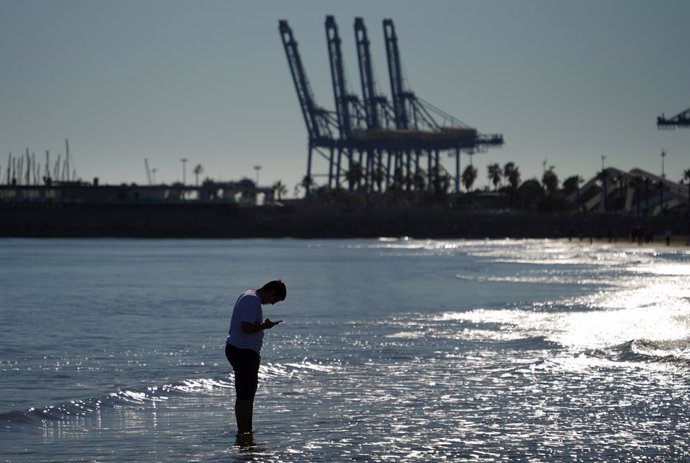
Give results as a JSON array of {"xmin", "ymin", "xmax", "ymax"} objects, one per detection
[{"xmin": 226, "ymin": 290, "xmax": 264, "ymax": 353}]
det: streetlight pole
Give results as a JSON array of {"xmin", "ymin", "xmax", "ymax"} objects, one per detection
[{"xmin": 659, "ymin": 149, "xmax": 667, "ymax": 214}]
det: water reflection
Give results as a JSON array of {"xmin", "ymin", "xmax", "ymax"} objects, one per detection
[{"xmin": 5, "ymin": 239, "xmax": 690, "ymax": 461}]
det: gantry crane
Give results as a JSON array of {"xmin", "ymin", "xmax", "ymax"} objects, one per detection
[
  {"xmin": 658, "ymin": 107, "xmax": 690, "ymax": 129},
  {"xmin": 325, "ymin": 15, "xmax": 368, "ymax": 189},
  {"xmin": 382, "ymin": 19, "xmax": 409, "ymax": 131},
  {"xmin": 354, "ymin": 18, "xmax": 392, "ymax": 131},
  {"xmin": 381, "ymin": 18, "xmax": 503, "ymax": 192},
  {"xmin": 354, "ymin": 17, "xmax": 395, "ymax": 190},
  {"xmin": 279, "ymin": 20, "xmax": 339, "ymax": 194},
  {"xmin": 279, "ymin": 16, "xmax": 504, "ymax": 195},
  {"xmin": 325, "ymin": 16, "xmax": 365, "ymax": 139}
]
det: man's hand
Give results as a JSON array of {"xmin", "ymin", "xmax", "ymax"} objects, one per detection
[{"xmin": 263, "ymin": 318, "xmax": 282, "ymax": 329}]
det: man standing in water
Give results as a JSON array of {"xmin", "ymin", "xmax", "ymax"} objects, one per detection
[{"xmin": 225, "ymin": 280, "xmax": 286, "ymax": 439}]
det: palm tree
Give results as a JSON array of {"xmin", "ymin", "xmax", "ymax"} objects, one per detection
[
  {"xmin": 562, "ymin": 175, "xmax": 580, "ymax": 196},
  {"xmin": 462, "ymin": 165, "xmax": 477, "ymax": 192},
  {"xmin": 272, "ymin": 180, "xmax": 288, "ymax": 201},
  {"xmin": 542, "ymin": 167, "xmax": 559, "ymax": 195},
  {"xmin": 563, "ymin": 175, "xmax": 582, "ymax": 212},
  {"xmin": 518, "ymin": 178, "xmax": 545, "ymax": 210},
  {"xmin": 503, "ymin": 162, "xmax": 515, "ymax": 181},
  {"xmin": 193, "ymin": 164, "xmax": 203, "ymax": 186},
  {"xmin": 504, "ymin": 162, "xmax": 521, "ymax": 190},
  {"xmin": 345, "ymin": 162, "xmax": 363, "ymax": 191},
  {"xmin": 487, "ymin": 163, "xmax": 502, "ymax": 191},
  {"xmin": 298, "ymin": 175, "xmax": 314, "ymax": 197}
]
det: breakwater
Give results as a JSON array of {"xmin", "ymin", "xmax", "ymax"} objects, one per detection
[{"xmin": 1, "ymin": 201, "xmax": 687, "ymax": 240}]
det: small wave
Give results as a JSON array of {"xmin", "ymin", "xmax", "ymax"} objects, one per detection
[
  {"xmin": 494, "ymin": 336, "xmax": 561, "ymax": 351},
  {"xmin": 588, "ymin": 339, "xmax": 690, "ymax": 368},
  {"xmin": 455, "ymin": 273, "xmax": 605, "ymax": 286},
  {"xmin": 282, "ymin": 360, "xmax": 337, "ymax": 373},
  {"xmin": 0, "ymin": 376, "xmax": 233, "ymax": 426},
  {"xmin": 630, "ymin": 339, "xmax": 690, "ymax": 363},
  {"xmin": 0, "ymin": 398, "xmax": 106, "ymax": 424},
  {"xmin": 385, "ymin": 330, "xmax": 426, "ymax": 339},
  {"xmin": 377, "ymin": 236, "xmax": 412, "ymax": 242},
  {"xmin": 0, "ymin": 359, "xmax": 336, "ymax": 427}
]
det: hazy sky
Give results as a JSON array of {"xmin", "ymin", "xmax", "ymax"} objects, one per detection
[{"xmin": 1, "ymin": 0, "xmax": 688, "ymax": 194}]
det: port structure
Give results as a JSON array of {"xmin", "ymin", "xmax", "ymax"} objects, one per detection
[
  {"xmin": 279, "ymin": 16, "xmax": 503, "ymax": 195},
  {"xmin": 657, "ymin": 107, "xmax": 690, "ymax": 129}
]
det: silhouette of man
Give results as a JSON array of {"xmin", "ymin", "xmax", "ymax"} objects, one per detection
[{"xmin": 225, "ymin": 280, "xmax": 286, "ymax": 439}]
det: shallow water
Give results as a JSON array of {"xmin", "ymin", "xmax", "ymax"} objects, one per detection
[{"xmin": 1, "ymin": 238, "xmax": 689, "ymax": 461}]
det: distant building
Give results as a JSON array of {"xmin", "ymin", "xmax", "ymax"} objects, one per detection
[{"xmin": 570, "ymin": 167, "xmax": 688, "ymax": 215}]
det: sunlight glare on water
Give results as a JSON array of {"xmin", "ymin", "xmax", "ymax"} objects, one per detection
[{"xmin": 1, "ymin": 238, "xmax": 689, "ymax": 461}]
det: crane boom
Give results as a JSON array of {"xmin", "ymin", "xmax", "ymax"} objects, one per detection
[
  {"xmin": 325, "ymin": 16, "xmax": 353, "ymax": 137},
  {"xmin": 325, "ymin": 16, "xmax": 366, "ymax": 139},
  {"xmin": 279, "ymin": 20, "xmax": 335, "ymax": 144},
  {"xmin": 354, "ymin": 17, "xmax": 380, "ymax": 129},
  {"xmin": 383, "ymin": 19, "xmax": 409, "ymax": 130}
]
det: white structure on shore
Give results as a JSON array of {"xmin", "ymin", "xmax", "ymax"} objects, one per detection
[{"xmin": 571, "ymin": 167, "xmax": 688, "ymax": 215}]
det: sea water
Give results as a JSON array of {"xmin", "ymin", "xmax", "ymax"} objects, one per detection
[{"xmin": 1, "ymin": 238, "xmax": 689, "ymax": 462}]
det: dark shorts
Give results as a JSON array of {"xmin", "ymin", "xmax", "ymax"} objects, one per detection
[{"xmin": 225, "ymin": 344, "xmax": 261, "ymax": 400}]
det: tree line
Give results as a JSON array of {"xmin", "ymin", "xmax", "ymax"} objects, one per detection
[{"xmin": 271, "ymin": 162, "xmax": 690, "ymax": 214}]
